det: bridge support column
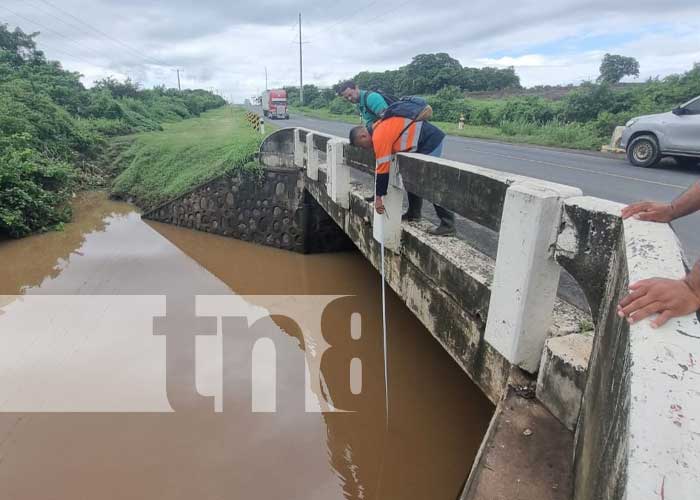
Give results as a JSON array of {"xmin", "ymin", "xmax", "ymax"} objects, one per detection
[
  {"xmin": 294, "ymin": 129, "xmax": 304, "ymax": 168},
  {"xmin": 484, "ymin": 181, "xmax": 581, "ymax": 373},
  {"xmin": 326, "ymin": 139, "xmax": 350, "ymax": 209},
  {"xmin": 306, "ymin": 133, "xmax": 319, "ymax": 181}
]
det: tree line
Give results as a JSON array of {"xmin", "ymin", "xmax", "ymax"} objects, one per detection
[
  {"xmin": 0, "ymin": 24, "xmax": 226, "ymax": 238},
  {"xmin": 283, "ymin": 52, "xmax": 520, "ymax": 110}
]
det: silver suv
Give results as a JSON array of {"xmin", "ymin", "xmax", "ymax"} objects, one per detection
[{"xmin": 620, "ymin": 95, "xmax": 700, "ymax": 168}]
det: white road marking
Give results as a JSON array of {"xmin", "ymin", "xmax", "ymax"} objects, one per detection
[{"xmin": 452, "ymin": 145, "xmax": 688, "ymax": 190}]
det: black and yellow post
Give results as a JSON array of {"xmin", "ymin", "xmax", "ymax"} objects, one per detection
[{"xmin": 245, "ymin": 111, "xmax": 264, "ymax": 134}]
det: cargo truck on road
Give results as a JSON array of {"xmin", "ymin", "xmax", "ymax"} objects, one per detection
[{"xmin": 262, "ymin": 89, "xmax": 289, "ymax": 120}]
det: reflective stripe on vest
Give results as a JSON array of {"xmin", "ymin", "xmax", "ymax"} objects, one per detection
[{"xmin": 399, "ymin": 119, "xmax": 422, "ymax": 152}]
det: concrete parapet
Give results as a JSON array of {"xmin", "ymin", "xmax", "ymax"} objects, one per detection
[
  {"xmin": 557, "ymin": 196, "xmax": 700, "ymax": 500},
  {"xmin": 537, "ymin": 333, "xmax": 592, "ymax": 431},
  {"xmin": 293, "ymin": 128, "xmax": 305, "ymax": 168},
  {"xmin": 259, "ymin": 127, "xmax": 294, "ymax": 168},
  {"xmin": 326, "ymin": 138, "xmax": 350, "ymax": 209},
  {"xmin": 485, "ymin": 181, "xmax": 582, "ymax": 373},
  {"xmin": 305, "ymin": 132, "xmax": 320, "ymax": 181}
]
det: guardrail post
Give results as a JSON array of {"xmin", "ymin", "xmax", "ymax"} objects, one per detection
[
  {"xmin": 326, "ymin": 139, "xmax": 350, "ymax": 209},
  {"xmin": 294, "ymin": 129, "xmax": 304, "ymax": 168},
  {"xmin": 373, "ymin": 159, "xmax": 403, "ymax": 252},
  {"xmin": 306, "ymin": 133, "xmax": 319, "ymax": 181},
  {"xmin": 484, "ymin": 181, "xmax": 582, "ymax": 372}
]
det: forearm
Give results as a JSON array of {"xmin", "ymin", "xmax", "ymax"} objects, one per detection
[
  {"xmin": 671, "ymin": 181, "xmax": 700, "ymax": 219},
  {"xmin": 684, "ymin": 260, "xmax": 700, "ymax": 298},
  {"xmin": 375, "ymin": 173, "xmax": 389, "ymax": 196}
]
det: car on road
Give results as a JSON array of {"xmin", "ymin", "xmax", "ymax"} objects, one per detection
[{"xmin": 620, "ymin": 95, "xmax": 700, "ymax": 168}]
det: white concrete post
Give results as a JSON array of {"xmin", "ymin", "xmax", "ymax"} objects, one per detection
[
  {"xmin": 306, "ymin": 133, "xmax": 319, "ymax": 181},
  {"xmin": 326, "ymin": 139, "xmax": 350, "ymax": 209},
  {"xmin": 293, "ymin": 129, "xmax": 304, "ymax": 168},
  {"xmin": 484, "ymin": 181, "xmax": 581, "ymax": 373},
  {"xmin": 373, "ymin": 158, "xmax": 403, "ymax": 253}
]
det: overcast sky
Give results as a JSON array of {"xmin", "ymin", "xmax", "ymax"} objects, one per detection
[{"xmin": 3, "ymin": 0, "xmax": 700, "ymax": 101}]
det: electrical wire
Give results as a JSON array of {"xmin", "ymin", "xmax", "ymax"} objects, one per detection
[
  {"xmin": 307, "ymin": 0, "xmax": 382, "ymax": 39},
  {"xmin": 304, "ymin": 0, "xmax": 415, "ymax": 43},
  {"xmin": 0, "ymin": 5, "xmax": 109, "ymax": 61},
  {"xmin": 34, "ymin": 0, "xmax": 170, "ymax": 67}
]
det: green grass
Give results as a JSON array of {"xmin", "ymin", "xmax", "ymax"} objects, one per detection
[
  {"xmin": 289, "ymin": 106, "xmax": 604, "ymax": 150},
  {"xmin": 111, "ymin": 106, "xmax": 272, "ymax": 209},
  {"xmin": 289, "ymin": 105, "xmax": 360, "ymax": 125},
  {"xmin": 435, "ymin": 120, "xmax": 603, "ymax": 150}
]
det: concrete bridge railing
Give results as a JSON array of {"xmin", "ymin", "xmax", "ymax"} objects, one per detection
[
  {"xmin": 278, "ymin": 127, "xmax": 700, "ymax": 500},
  {"xmin": 145, "ymin": 125, "xmax": 700, "ymax": 499}
]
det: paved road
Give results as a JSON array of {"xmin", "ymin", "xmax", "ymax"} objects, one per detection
[{"xmin": 268, "ymin": 110, "xmax": 700, "ymax": 264}]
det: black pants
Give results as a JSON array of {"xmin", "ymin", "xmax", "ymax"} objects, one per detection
[{"xmin": 406, "ymin": 192, "xmax": 455, "ymax": 227}]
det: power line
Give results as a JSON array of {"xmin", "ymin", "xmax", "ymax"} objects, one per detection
[
  {"xmin": 305, "ymin": 0, "xmax": 415, "ymax": 43},
  {"xmin": 0, "ymin": 5, "xmax": 108, "ymax": 61},
  {"xmin": 354, "ymin": 0, "xmax": 415, "ymax": 30},
  {"xmin": 307, "ymin": 0, "xmax": 381, "ymax": 39},
  {"xmin": 20, "ymin": 0, "xmax": 162, "ymax": 70},
  {"xmin": 33, "ymin": 0, "xmax": 170, "ymax": 67}
]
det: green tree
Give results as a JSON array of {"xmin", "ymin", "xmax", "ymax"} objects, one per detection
[
  {"xmin": 346, "ymin": 53, "xmax": 521, "ymax": 95},
  {"xmin": 598, "ymin": 54, "xmax": 640, "ymax": 84},
  {"xmin": 0, "ymin": 23, "xmax": 44, "ymax": 67}
]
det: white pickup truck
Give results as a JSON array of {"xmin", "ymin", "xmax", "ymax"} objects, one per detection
[{"xmin": 620, "ymin": 95, "xmax": 700, "ymax": 168}]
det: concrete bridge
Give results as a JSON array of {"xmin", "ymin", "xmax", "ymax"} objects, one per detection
[{"xmin": 145, "ymin": 126, "xmax": 700, "ymax": 500}]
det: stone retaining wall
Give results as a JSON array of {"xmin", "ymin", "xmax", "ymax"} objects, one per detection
[{"xmin": 144, "ymin": 166, "xmax": 353, "ymax": 254}]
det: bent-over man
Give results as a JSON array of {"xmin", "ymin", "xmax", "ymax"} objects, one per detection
[{"xmin": 349, "ymin": 118, "xmax": 455, "ymax": 236}]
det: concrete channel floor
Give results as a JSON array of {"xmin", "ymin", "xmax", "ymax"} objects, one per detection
[{"xmin": 462, "ymin": 383, "xmax": 573, "ymax": 500}]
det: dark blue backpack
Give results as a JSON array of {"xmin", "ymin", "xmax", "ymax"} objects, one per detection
[{"xmin": 380, "ymin": 96, "xmax": 433, "ymax": 122}]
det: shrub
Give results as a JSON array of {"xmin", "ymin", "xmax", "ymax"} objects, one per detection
[
  {"xmin": 499, "ymin": 97, "xmax": 558, "ymax": 124},
  {"xmin": 328, "ymin": 96, "xmax": 355, "ymax": 115},
  {"xmin": 0, "ymin": 139, "xmax": 75, "ymax": 237}
]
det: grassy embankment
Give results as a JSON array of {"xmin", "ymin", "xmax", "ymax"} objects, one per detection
[
  {"xmin": 112, "ymin": 106, "xmax": 272, "ymax": 209},
  {"xmin": 289, "ymin": 104, "xmax": 601, "ymax": 150}
]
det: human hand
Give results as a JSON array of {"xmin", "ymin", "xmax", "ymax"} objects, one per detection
[
  {"xmin": 621, "ymin": 201, "xmax": 674, "ymax": 222},
  {"xmin": 375, "ymin": 195, "xmax": 385, "ymax": 214},
  {"xmin": 617, "ymin": 277, "xmax": 700, "ymax": 328}
]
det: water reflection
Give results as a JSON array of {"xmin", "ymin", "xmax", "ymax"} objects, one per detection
[
  {"xmin": 0, "ymin": 193, "xmax": 493, "ymax": 500},
  {"xmin": 152, "ymin": 222, "xmax": 494, "ymax": 500},
  {"xmin": 0, "ymin": 193, "xmax": 134, "ymax": 297}
]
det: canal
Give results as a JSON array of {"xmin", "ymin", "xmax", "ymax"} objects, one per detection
[{"xmin": 0, "ymin": 193, "xmax": 493, "ymax": 499}]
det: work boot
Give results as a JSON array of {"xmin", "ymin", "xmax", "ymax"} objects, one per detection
[
  {"xmin": 402, "ymin": 211, "xmax": 421, "ymax": 222},
  {"xmin": 428, "ymin": 223, "xmax": 456, "ymax": 237}
]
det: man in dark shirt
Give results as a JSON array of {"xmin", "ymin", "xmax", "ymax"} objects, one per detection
[{"xmin": 349, "ymin": 118, "xmax": 455, "ymax": 236}]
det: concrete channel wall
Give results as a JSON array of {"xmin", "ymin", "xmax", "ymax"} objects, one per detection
[{"xmin": 145, "ymin": 126, "xmax": 700, "ymax": 500}]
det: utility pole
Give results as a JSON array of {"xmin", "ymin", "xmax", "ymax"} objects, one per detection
[
  {"xmin": 298, "ymin": 12, "xmax": 304, "ymax": 106},
  {"xmin": 265, "ymin": 67, "xmax": 268, "ymax": 90}
]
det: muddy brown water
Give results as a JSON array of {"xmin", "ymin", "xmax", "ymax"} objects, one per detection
[{"xmin": 0, "ymin": 192, "xmax": 493, "ymax": 500}]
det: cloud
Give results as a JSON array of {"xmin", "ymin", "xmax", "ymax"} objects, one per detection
[{"xmin": 3, "ymin": 0, "xmax": 699, "ymax": 100}]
